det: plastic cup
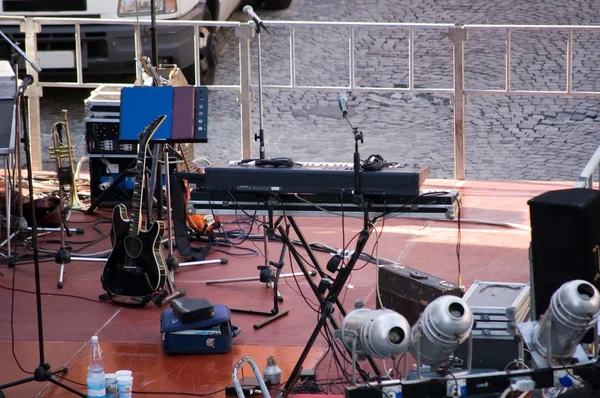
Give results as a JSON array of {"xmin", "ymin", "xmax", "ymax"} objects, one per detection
[
  {"xmin": 117, "ymin": 375, "xmax": 133, "ymax": 398},
  {"xmin": 116, "ymin": 370, "xmax": 132, "ymax": 377},
  {"xmin": 105, "ymin": 373, "xmax": 118, "ymax": 398}
]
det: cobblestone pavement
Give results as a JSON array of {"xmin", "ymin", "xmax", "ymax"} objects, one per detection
[{"xmin": 39, "ymin": 0, "xmax": 600, "ymax": 180}]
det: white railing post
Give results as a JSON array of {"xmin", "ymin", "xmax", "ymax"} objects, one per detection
[
  {"xmin": 450, "ymin": 25, "xmax": 467, "ymax": 180},
  {"xmin": 20, "ymin": 17, "xmax": 43, "ymax": 170},
  {"xmin": 237, "ymin": 22, "xmax": 253, "ymax": 159}
]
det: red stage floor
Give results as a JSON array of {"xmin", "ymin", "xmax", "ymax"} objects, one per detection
[{"xmin": 0, "ymin": 179, "xmax": 571, "ymax": 397}]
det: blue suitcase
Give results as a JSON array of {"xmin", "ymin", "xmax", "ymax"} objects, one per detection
[{"xmin": 160, "ymin": 304, "xmax": 240, "ymax": 354}]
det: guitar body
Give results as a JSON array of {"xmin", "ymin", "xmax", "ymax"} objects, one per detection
[
  {"xmin": 101, "ymin": 205, "xmax": 167, "ymax": 305},
  {"xmin": 183, "ymin": 177, "xmax": 219, "ymax": 234},
  {"xmin": 175, "ymin": 144, "xmax": 220, "ymax": 235}
]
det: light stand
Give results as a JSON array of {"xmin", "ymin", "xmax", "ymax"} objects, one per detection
[{"xmin": 0, "ymin": 76, "xmax": 86, "ymax": 397}]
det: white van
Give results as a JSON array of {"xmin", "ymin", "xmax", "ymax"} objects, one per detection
[{"xmin": 0, "ymin": 0, "xmax": 291, "ymax": 83}]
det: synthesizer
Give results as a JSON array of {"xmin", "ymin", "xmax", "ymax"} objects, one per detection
[
  {"xmin": 177, "ymin": 168, "xmax": 460, "ymax": 219},
  {"xmin": 201, "ymin": 160, "xmax": 431, "ymax": 197}
]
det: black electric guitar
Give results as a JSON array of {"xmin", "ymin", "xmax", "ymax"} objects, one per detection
[{"xmin": 101, "ymin": 115, "xmax": 168, "ymax": 306}]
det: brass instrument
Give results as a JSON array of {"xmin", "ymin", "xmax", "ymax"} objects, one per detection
[{"xmin": 49, "ymin": 109, "xmax": 84, "ymax": 209}]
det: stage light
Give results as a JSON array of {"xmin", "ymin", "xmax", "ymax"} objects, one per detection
[
  {"xmin": 532, "ymin": 280, "xmax": 600, "ymax": 361},
  {"xmin": 337, "ymin": 306, "xmax": 411, "ymax": 359},
  {"xmin": 409, "ymin": 296, "xmax": 474, "ymax": 367}
]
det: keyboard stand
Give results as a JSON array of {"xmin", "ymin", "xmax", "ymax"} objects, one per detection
[{"xmin": 276, "ymin": 208, "xmax": 382, "ymax": 396}]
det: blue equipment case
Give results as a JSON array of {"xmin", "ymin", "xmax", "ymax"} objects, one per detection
[{"xmin": 160, "ymin": 304, "xmax": 240, "ymax": 354}]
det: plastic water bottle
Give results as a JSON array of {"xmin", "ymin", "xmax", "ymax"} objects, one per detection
[{"xmin": 87, "ymin": 336, "xmax": 106, "ymax": 398}]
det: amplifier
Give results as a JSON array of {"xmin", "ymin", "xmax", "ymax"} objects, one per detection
[
  {"xmin": 85, "ymin": 85, "xmax": 131, "ymax": 156},
  {"xmin": 0, "ymin": 61, "xmax": 15, "ymax": 154},
  {"xmin": 85, "ymin": 117, "xmax": 138, "ymax": 155}
]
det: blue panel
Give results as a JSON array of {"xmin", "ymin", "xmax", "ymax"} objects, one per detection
[{"xmin": 119, "ymin": 86, "xmax": 174, "ymax": 142}]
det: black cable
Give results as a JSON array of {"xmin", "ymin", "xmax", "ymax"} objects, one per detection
[
  {"xmin": 238, "ymin": 157, "xmax": 299, "ymax": 168},
  {"xmin": 0, "ymin": 271, "xmax": 111, "ymax": 304},
  {"xmin": 360, "ymin": 154, "xmax": 398, "ymax": 172},
  {"xmin": 9, "ymin": 266, "xmax": 33, "ymax": 374}
]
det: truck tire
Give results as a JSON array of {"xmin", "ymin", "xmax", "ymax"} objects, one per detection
[
  {"xmin": 261, "ymin": 0, "xmax": 292, "ymax": 10},
  {"xmin": 183, "ymin": 29, "xmax": 216, "ymax": 85},
  {"xmin": 183, "ymin": 10, "xmax": 217, "ymax": 85}
]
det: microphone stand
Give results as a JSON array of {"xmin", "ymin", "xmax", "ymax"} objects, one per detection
[
  {"xmin": 0, "ymin": 77, "xmax": 86, "ymax": 396},
  {"xmin": 253, "ymin": 20, "xmax": 266, "ymax": 161},
  {"xmin": 342, "ymin": 110, "xmax": 364, "ymax": 211},
  {"xmin": 249, "ymin": 19, "xmax": 271, "ymax": 269},
  {"xmin": 150, "ymin": 0, "xmax": 159, "ymax": 67}
]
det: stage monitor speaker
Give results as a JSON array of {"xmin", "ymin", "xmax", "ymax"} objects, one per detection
[
  {"xmin": 0, "ymin": 60, "xmax": 16, "ymax": 155},
  {"xmin": 528, "ymin": 188, "xmax": 600, "ymax": 330},
  {"xmin": 0, "ymin": 99, "xmax": 15, "ymax": 155}
]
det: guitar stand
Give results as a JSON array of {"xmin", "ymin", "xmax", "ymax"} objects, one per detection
[
  {"xmin": 169, "ymin": 169, "xmax": 227, "ymax": 265},
  {"xmin": 205, "ymin": 221, "xmax": 311, "ymax": 330}
]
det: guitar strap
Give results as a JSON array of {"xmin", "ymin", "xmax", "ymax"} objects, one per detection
[{"xmin": 170, "ymin": 172, "xmax": 210, "ymax": 261}]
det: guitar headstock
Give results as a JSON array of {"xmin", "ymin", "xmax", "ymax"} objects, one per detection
[
  {"xmin": 138, "ymin": 115, "xmax": 167, "ymax": 149},
  {"xmin": 138, "ymin": 54, "xmax": 162, "ymax": 86}
]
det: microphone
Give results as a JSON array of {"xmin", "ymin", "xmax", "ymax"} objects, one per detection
[
  {"xmin": 243, "ymin": 5, "xmax": 269, "ymax": 33},
  {"xmin": 18, "ymin": 74, "xmax": 34, "ymax": 95},
  {"xmin": 337, "ymin": 95, "xmax": 348, "ymax": 117}
]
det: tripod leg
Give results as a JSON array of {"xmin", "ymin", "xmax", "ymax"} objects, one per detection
[
  {"xmin": 269, "ymin": 222, "xmax": 289, "ymax": 309},
  {"xmin": 0, "ymin": 376, "xmax": 36, "ymax": 390},
  {"xmin": 254, "ymin": 309, "xmax": 289, "ymax": 330}
]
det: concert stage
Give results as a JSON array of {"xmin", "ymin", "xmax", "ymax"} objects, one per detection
[{"xmin": 0, "ymin": 178, "xmax": 572, "ymax": 397}]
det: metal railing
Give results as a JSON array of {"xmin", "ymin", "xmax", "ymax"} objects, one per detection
[
  {"xmin": 574, "ymin": 144, "xmax": 600, "ymax": 188},
  {"xmin": 1, "ymin": 16, "xmax": 599, "ymax": 179}
]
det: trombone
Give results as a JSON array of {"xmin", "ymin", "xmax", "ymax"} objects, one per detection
[{"xmin": 49, "ymin": 109, "xmax": 84, "ymax": 209}]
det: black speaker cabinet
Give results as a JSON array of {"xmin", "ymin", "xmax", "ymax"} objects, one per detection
[
  {"xmin": 89, "ymin": 156, "xmax": 136, "ymax": 207},
  {"xmin": 528, "ymin": 188, "xmax": 600, "ymax": 324}
]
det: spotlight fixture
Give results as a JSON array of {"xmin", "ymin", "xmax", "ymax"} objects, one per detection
[
  {"xmin": 520, "ymin": 279, "xmax": 600, "ymax": 368},
  {"xmin": 338, "ymin": 306, "xmax": 411, "ymax": 359},
  {"xmin": 408, "ymin": 296, "xmax": 474, "ymax": 377},
  {"xmin": 334, "ymin": 301, "xmax": 411, "ymax": 384}
]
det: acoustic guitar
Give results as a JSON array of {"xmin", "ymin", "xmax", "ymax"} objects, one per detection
[{"xmin": 101, "ymin": 115, "xmax": 168, "ymax": 306}]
